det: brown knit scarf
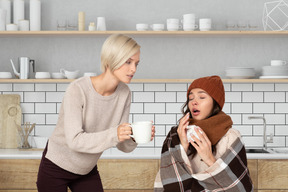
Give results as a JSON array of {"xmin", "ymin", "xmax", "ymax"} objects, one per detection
[{"xmin": 188, "ymin": 111, "xmax": 233, "ymax": 145}]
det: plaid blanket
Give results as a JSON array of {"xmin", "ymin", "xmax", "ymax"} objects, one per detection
[{"xmin": 155, "ymin": 126, "xmax": 253, "ymax": 192}]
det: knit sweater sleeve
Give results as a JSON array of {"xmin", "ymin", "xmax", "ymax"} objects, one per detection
[
  {"xmin": 61, "ymin": 82, "xmax": 119, "ymax": 154},
  {"xmin": 116, "ymin": 91, "xmax": 138, "ymax": 152}
]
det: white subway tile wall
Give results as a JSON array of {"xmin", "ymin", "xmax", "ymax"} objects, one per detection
[{"xmin": 1, "ymin": 82, "xmax": 287, "ymax": 151}]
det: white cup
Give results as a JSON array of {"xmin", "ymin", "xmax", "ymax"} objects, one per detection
[
  {"xmin": 183, "ymin": 13, "xmax": 196, "ymax": 20},
  {"xmin": 6, "ymin": 23, "xmax": 18, "ymax": 31},
  {"xmin": 167, "ymin": 19, "xmax": 182, "ymax": 31},
  {"xmin": 271, "ymin": 60, "xmax": 287, "ymax": 66},
  {"xmin": 167, "ymin": 18, "xmax": 180, "ymax": 24},
  {"xmin": 199, "ymin": 18, "xmax": 212, "ymax": 31},
  {"xmin": 183, "ymin": 23, "xmax": 198, "ymax": 31},
  {"xmin": 129, "ymin": 121, "xmax": 152, "ymax": 144},
  {"xmin": 84, "ymin": 72, "xmax": 97, "ymax": 77},
  {"xmin": 19, "ymin": 20, "xmax": 29, "ymax": 31},
  {"xmin": 150, "ymin": 24, "xmax": 164, "ymax": 31},
  {"xmin": 182, "ymin": 13, "xmax": 196, "ymax": 24},
  {"xmin": 167, "ymin": 18, "xmax": 182, "ymax": 31},
  {"xmin": 136, "ymin": 23, "xmax": 148, "ymax": 31},
  {"xmin": 167, "ymin": 23, "xmax": 181, "ymax": 31},
  {"xmin": 186, "ymin": 125, "xmax": 203, "ymax": 142},
  {"xmin": 35, "ymin": 72, "xmax": 51, "ymax": 79},
  {"xmin": 97, "ymin": 17, "xmax": 106, "ymax": 31}
]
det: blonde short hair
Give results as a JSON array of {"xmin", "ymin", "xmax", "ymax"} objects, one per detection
[{"xmin": 100, "ymin": 34, "xmax": 141, "ymax": 72}]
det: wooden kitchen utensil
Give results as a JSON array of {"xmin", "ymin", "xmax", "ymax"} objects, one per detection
[
  {"xmin": 17, "ymin": 122, "xmax": 36, "ymax": 149},
  {"xmin": 0, "ymin": 94, "xmax": 22, "ymax": 148}
]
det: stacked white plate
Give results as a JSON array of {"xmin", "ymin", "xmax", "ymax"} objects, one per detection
[
  {"xmin": 225, "ymin": 67, "xmax": 256, "ymax": 79},
  {"xmin": 260, "ymin": 65, "xmax": 288, "ymax": 79}
]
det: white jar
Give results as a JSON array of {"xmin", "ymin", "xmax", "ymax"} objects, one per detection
[{"xmin": 88, "ymin": 22, "xmax": 96, "ymax": 31}]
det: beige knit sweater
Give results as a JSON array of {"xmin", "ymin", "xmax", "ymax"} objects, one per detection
[{"xmin": 46, "ymin": 76, "xmax": 137, "ymax": 175}]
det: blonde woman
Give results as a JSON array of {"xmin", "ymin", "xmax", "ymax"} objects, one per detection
[{"xmin": 37, "ymin": 34, "xmax": 155, "ymax": 192}]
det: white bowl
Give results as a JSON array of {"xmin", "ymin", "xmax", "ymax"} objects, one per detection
[
  {"xmin": 262, "ymin": 66, "xmax": 288, "ymax": 76},
  {"xmin": 60, "ymin": 69, "xmax": 79, "ymax": 79},
  {"xmin": 136, "ymin": 24, "xmax": 148, "ymax": 31},
  {"xmin": 52, "ymin": 72, "xmax": 65, "ymax": 79},
  {"xmin": 0, "ymin": 72, "xmax": 12, "ymax": 79},
  {"xmin": 225, "ymin": 67, "xmax": 256, "ymax": 79},
  {"xmin": 33, "ymin": 136, "xmax": 48, "ymax": 149},
  {"xmin": 35, "ymin": 72, "xmax": 51, "ymax": 79}
]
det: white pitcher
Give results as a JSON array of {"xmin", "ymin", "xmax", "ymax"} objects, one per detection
[{"xmin": 10, "ymin": 57, "xmax": 35, "ymax": 79}]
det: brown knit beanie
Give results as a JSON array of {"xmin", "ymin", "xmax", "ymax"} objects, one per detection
[{"xmin": 187, "ymin": 75, "xmax": 225, "ymax": 110}]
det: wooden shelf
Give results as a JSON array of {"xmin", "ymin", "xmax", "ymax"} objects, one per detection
[
  {"xmin": 0, "ymin": 30, "xmax": 288, "ymax": 37},
  {"xmin": 1, "ymin": 78, "xmax": 288, "ymax": 83}
]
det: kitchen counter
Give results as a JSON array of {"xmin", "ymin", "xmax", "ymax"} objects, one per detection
[{"xmin": 1, "ymin": 148, "xmax": 288, "ymax": 159}]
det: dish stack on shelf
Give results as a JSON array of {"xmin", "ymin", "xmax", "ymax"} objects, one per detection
[
  {"xmin": 225, "ymin": 67, "xmax": 256, "ymax": 79},
  {"xmin": 260, "ymin": 60, "xmax": 288, "ymax": 79}
]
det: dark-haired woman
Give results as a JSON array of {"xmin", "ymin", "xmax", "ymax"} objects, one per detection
[{"xmin": 154, "ymin": 75, "xmax": 253, "ymax": 192}]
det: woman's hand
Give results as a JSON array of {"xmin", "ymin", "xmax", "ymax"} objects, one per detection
[
  {"xmin": 190, "ymin": 127, "xmax": 216, "ymax": 166},
  {"xmin": 177, "ymin": 113, "xmax": 190, "ymax": 152},
  {"xmin": 117, "ymin": 123, "xmax": 132, "ymax": 142}
]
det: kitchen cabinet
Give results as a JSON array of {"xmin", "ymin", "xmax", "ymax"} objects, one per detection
[
  {"xmin": 0, "ymin": 159, "xmax": 158, "ymax": 191},
  {"xmin": 0, "ymin": 158, "xmax": 287, "ymax": 191},
  {"xmin": 258, "ymin": 160, "xmax": 288, "ymax": 190}
]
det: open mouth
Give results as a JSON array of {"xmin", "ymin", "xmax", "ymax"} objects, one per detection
[{"xmin": 192, "ymin": 109, "xmax": 200, "ymax": 116}]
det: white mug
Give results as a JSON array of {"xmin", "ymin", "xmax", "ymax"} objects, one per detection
[
  {"xmin": 183, "ymin": 23, "xmax": 198, "ymax": 31},
  {"xmin": 183, "ymin": 13, "xmax": 196, "ymax": 21},
  {"xmin": 97, "ymin": 17, "xmax": 106, "ymax": 31},
  {"xmin": 271, "ymin": 60, "xmax": 287, "ymax": 66},
  {"xmin": 199, "ymin": 18, "xmax": 212, "ymax": 31},
  {"xmin": 167, "ymin": 18, "xmax": 181, "ymax": 31},
  {"xmin": 186, "ymin": 125, "xmax": 203, "ymax": 142},
  {"xmin": 129, "ymin": 121, "xmax": 152, "ymax": 144},
  {"xmin": 6, "ymin": 23, "xmax": 18, "ymax": 31},
  {"xmin": 19, "ymin": 20, "xmax": 29, "ymax": 31},
  {"xmin": 167, "ymin": 23, "xmax": 181, "ymax": 31},
  {"xmin": 167, "ymin": 18, "xmax": 180, "ymax": 24},
  {"xmin": 136, "ymin": 23, "xmax": 148, "ymax": 31},
  {"xmin": 182, "ymin": 13, "xmax": 196, "ymax": 24},
  {"xmin": 150, "ymin": 24, "xmax": 164, "ymax": 31}
]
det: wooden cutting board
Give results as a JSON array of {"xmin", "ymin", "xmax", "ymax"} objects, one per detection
[{"xmin": 0, "ymin": 94, "xmax": 22, "ymax": 148}]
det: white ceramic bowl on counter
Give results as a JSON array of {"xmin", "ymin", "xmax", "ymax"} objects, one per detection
[
  {"xmin": 35, "ymin": 72, "xmax": 51, "ymax": 79},
  {"xmin": 0, "ymin": 72, "xmax": 12, "ymax": 79},
  {"xmin": 225, "ymin": 67, "xmax": 256, "ymax": 79},
  {"xmin": 262, "ymin": 65, "xmax": 288, "ymax": 76},
  {"xmin": 51, "ymin": 72, "xmax": 65, "ymax": 79}
]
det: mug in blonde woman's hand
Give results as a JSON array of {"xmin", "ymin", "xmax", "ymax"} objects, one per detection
[{"xmin": 129, "ymin": 121, "xmax": 152, "ymax": 144}]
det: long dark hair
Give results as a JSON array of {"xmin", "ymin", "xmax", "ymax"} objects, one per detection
[{"xmin": 179, "ymin": 97, "xmax": 221, "ymax": 157}]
